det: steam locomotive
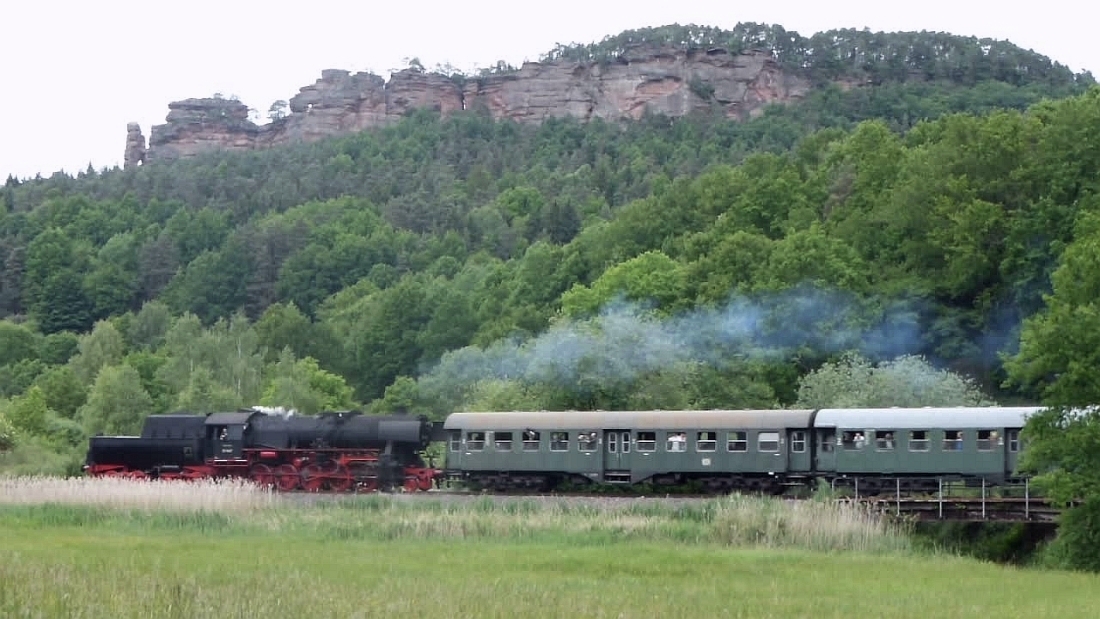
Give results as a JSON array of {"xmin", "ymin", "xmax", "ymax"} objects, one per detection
[{"xmin": 84, "ymin": 408, "xmax": 445, "ymax": 492}]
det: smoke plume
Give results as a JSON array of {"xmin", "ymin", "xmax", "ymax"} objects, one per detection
[{"xmin": 419, "ymin": 284, "xmax": 928, "ymax": 391}]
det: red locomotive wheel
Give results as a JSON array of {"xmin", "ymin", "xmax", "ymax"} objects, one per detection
[
  {"xmin": 275, "ymin": 464, "xmax": 300, "ymax": 491},
  {"xmin": 328, "ymin": 465, "xmax": 353, "ymax": 493},
  {"xmin": 249, "ymin": 464, "xmax": 275, "ymax": 488},
  {"xmin": 300, "ymin": 463, "xmax": 327, "ymax": 492}
]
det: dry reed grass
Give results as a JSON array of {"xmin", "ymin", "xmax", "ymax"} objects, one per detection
[
  {"xmin": 710, "ymin": 494, "xmax": 910, "ymax": 553},
  {"xmin": 301, "ymin": 493, "xmax": 911, "ymax": 553},
  {"xmin": 0, "ymin": 476, "xmax": 908, "ymax": 553},
  {"xmin": 0, "ymin": 476, "xmax": 277, "ymax": 514}
]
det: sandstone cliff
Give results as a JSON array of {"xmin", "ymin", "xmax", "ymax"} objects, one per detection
[{"xmin": 137, "ymin": 45, "xmax": 814, "ymax": 163}]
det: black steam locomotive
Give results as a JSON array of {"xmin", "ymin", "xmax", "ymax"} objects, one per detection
[{"xmin": 84, "ymin": 409, "xmax": 445, "ymax": 492}]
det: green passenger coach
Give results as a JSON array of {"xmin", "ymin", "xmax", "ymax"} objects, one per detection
[
  {"xmin": 813, "ymin": 406, "xmax": 1041, "ymax": 492},
  {"xmin": 444, "ymin": 410, "xmax": 815, "ymax": 493},
  {"xmin": 443, "ymin": 407, "xmax": 1045, "ymax": 495}
]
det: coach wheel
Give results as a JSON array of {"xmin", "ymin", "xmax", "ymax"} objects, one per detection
[
  {"xmin": 275, "ymin": 464, "xmax": 300, "ymax": 491},
  {"xmin": 250, "ymin": 464, "xmax": 275, "ymax": 489},
  {"xmin": 328, "ymin": 465, "xmax": 353, "ymax": 493}
]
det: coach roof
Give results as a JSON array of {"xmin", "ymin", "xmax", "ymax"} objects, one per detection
[
  {"xmin": 814, "ymin": 406, "xmax": 1045, "ymax": 429},
  {"xmin": 444, "ymin": 410, "xmax": 815, "ymax": 431}
]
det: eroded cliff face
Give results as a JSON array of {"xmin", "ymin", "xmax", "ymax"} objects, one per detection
[
  {"xmin": 139, "ymin": 46, "xmax": 815, "ymax": 162},
  {"xmin": 463, "ymin": 47, "xmax": 808, "ymax": 122}
]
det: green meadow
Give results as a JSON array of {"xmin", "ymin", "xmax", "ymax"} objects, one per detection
[{"xmin": 0, "ymin": 477, "xmax": 1097, "ymax": 618}]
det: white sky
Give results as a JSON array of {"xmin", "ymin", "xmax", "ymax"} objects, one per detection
[{"xmin": 2, "ymin": 0, "xmax": 1096, "ymax": 180}]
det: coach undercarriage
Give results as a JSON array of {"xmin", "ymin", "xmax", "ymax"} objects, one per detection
[{"xmin": 451, "ymin": 470, "xmax": 809, "ymax": 495}]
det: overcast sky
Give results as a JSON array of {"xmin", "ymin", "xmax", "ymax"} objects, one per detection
[{"xmin": 2, "ymin": 1, "xmax": 1096, "ymax": 180}]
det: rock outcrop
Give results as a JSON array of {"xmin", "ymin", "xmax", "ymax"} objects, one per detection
[
  {"xmin": 463, "ymin": 47, "xmax": 807, "ymax": 123},
  {"xmin": 146, "ymin": 98, "xmax": 259, "ymax": 162},
  {"xmin": 123, "ymin": 122, "xmax": 146, "ymax": 168},
  {"xmin": 137, "ymin": 45, "xmax": 817, "ymax": 163}
]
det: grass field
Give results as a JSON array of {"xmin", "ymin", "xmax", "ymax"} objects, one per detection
[{"xmin": 1, "ymin": 477, "xmax": 1097, "ymax": 618}]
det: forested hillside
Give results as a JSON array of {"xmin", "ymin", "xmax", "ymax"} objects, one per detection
[{"xmin": 1, "ymin": 25, "xmax": 1099, "ymax": 478}]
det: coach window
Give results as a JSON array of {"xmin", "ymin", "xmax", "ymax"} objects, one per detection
[
  {"xmin": 449, "ymin": 430, "xmax": 461, "ymax": 451},
  {"xmin": 1007, "ymin": 430, "xmax": 1020, "ymax": 452},
  {"xmin": 727, "ymin": 431, "xmax": 748, "ymax": 452},
  {"xmin": 976, "ymin": 430, "xmax": 998, "ymax": 451},
  {"xmin": 943, "ymin": 430, "xmax": 964, "ymax": 451},
  {"xmin": 466, "ymin": 432, "xmax": 485, "ymax": 451},
  {"xmin": 841, "ymin": 431, "xmax": 866, "ymax": 450},
  {"xmin": 522, "ymin": 430, "xmax": 541, "ymax": 451},
  {"xmin": 874, "ymin": 431, "xmax": 896, "ymax": 451},
  {"xmin": 909, "ymin": 430, "xmax": 929, "ymax": 452},
  {"xmin": 666, "ymin": 432, "xmax": 687, "ymax": 452},
  {"xmin": 636, "ymin": 432, "xmax": 656, "ymax": 452},
  {"xmin": 790, "ymin": 431, "xmax": 807, "ymax": 453},
  {"xmin": 550, "ymin": 431, "xmax": 569, "ymax": 452},
  {"xmin": 579, "ymin": 431, "xmax": 598, "ymax": 452},
  {"xmin": 696, "ymin": 432, "xmax": 717, "ymax": 452},
  {"xmin": 495, "ymin": 432, "xmax": 513, "ymax": 451},
  {"xmin": 758, "ymin": 431, "xmax": 780, "ymax": 453}
]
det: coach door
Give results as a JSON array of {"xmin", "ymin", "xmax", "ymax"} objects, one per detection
[
  {"xmin": 603, "ymin": 429, "xmax": 632, "ymax": 483},
  {"xmin": 786, "ymin": 429, "xmax": 811, "ymax": 472},
  {"xmin": 815, "ymin": 427, "xmax": 837, "ymax": 473},
  {"xmin": 1005, "ymin": 428, "xmax": 1021, "ymax": 479}
]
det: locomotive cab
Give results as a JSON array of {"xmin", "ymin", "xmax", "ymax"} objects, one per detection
[{"xmin": 205, "ymin": 412, "xmax": 256, "ymax": 461}]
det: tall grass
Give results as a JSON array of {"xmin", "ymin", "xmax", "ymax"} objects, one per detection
[
  {"xmin": 0, "ymin": 476, "xmax": 909, "ymax": 553},
  {"xmin": 0, "ymin": 476, "xmax": 277, "ymax": 514},
  {"xmin": 710, "ymin": 494, "xmax": 910, "ymax": 552}
]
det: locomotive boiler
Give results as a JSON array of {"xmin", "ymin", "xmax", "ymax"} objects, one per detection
[{"xmin": 84, "ymin": 408, "xmax": 444, "ymax": 493}]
